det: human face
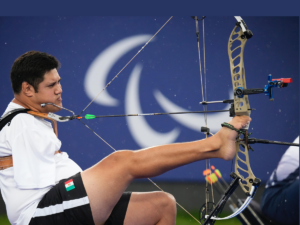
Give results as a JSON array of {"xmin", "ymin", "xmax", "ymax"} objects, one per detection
[{"xmin": 33, "ymin": 69, "xmax": 63, "ymax": 112}]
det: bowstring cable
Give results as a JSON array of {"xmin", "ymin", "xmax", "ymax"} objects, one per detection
[
  {"xmin": 195, "ymin": 17, "xmax": 214, "ymax": 217},
  {"xmin": 78, "ymin": 16, "xmax": 173, "ymax": 117},
  {"xmin": 202, "ymin": 18, "xmax": 215, "ymax": 207},
  {"xmin": 195, "ymin": 17, "xmax": 208, "ymax": 215}
]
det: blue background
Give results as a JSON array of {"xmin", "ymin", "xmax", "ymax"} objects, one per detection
[{"xmin": 0, "ymin": 16, "xmax": 298, "ymax": 182}]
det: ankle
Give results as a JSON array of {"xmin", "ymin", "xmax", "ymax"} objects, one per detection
[
  {"xmin": 209, "ymin": 133, "xmax": 222, "ymax": 151},
  {"xmin": 196, "ymin": 135, "xmax": 221, "ymax": 158}
]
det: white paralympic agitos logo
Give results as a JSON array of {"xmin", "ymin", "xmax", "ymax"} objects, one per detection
[{"xmin": 84, "ymin": 35, "xmax": 231, "ymax": 148}]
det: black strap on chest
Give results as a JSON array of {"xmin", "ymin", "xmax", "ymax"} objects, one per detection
[{"xmin": 0, "ymin": 109, "xmax": 30, "ymax": 131}]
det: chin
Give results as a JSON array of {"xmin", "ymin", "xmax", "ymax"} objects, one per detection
[
  {"xmin": 56, "ymin": 101, "xmax": 63, "ymax": 108},
  {"xmin": 52, "ymin": 107, "xmax": 62, "ymax": 113},
  {"xmin": 53, "ymin": 102, "xmax": 63, "ymax": 111}
]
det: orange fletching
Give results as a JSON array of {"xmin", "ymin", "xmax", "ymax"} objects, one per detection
[
  {"xmin": 205, "ymin": 173, "xmax": 218, "ymax": 184},
  {"xmin": 203, "ymin": 169, "xmax": 211, "ymax": 176},
  {"xmin": 214, "ymin": 169, "xmax": 222, "ymax": 178},
  {"xmin": 205, "ymin": 175, "xmax": 211, "ymax": 183}
]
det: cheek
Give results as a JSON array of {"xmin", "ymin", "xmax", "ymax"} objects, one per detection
[{"xmin": 36, "ymin": 90, "xmax": 54, "ymax": 101}]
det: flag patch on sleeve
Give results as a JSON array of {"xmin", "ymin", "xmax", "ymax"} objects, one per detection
[{"xmin": 65, "ymin": 179, "xmax": 75, "ymax": 191}]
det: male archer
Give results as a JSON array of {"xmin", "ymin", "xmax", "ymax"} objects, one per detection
[{"xmin": 0, "ymin": 51, "xmax": 251, "ymax": 225}]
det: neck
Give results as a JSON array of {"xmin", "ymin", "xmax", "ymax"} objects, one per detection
[{"xmin": 12, "ymin": 97, "xmax": 40, "ymax": 112}]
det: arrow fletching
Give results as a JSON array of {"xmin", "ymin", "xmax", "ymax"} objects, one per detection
[{"xmin": 85, "ymin": 114, "xmax": 96, "ymax": 119}]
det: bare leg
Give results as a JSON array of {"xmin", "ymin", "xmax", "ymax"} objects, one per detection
[
  {"xmin": 81, "ymin": 115, "xmax": 251, "ymax": 224},
  {"xmin": 124, "ymin": 192, "xmax": 176, "ymax": 225}
]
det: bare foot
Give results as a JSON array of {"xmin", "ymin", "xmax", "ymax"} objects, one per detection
[{"xmin": 213, "ymin": 115, "xmax": 251, "ymax": 161}]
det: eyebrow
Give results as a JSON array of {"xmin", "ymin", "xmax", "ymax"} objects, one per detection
[{"xmin": 47, "ymin": 78, "xmax": 61, "ymax": 86}]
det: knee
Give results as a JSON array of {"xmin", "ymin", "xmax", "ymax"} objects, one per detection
[
  {"xmin": 104, "ymin": 150, "xmax": 145, "ymax": 179},
  {"xmin": 158, "ymin": 192, "xmax": 177, "ymax": 214},
  {"xmin": 107, "ymin": 150, "xmax": 133, "ymax": 163},
  {"xmin": 99, "ymin": 150, "xmax": 135, "ymax": 177}
]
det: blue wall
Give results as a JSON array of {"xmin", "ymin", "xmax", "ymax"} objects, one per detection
[{"xmin": 0, "ymin": 16, "xmax": 298, "ymax": 182}]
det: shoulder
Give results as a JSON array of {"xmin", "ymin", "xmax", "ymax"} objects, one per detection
[
  {"xmin": 11, "ymin": 112, "xmax": 36, "ymax": 127},
  {"xmin": 280, "ymin": 137, "xmax": 299, "ymax": 164},
  {"xmin": 1, "ymin": 103, "xmax": 33, "ymax": 126},
  {"xmin": 6, "ymin": 111, "xmax": 54, "ymax": 137},
  {"xmin": 1, "ymin": 113, "xmax": 38, "ymax": 139}
]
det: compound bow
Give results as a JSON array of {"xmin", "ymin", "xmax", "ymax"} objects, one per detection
[
  {"xmin": 198, "ymin": 16, "xmax": 260, "ymax": 225},
  {"xmin": 198, "ymin": 16, "xmax": 297, "ymax": 224}
]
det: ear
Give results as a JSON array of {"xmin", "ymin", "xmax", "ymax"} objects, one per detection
[{"xmin": 21, "ymin": 82, "xmax": 35, "ymax": 97}]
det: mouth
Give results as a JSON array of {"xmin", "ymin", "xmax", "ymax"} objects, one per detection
[{"xmin": 57, "ymin": 97, "xmax": 62, "ymax": 101}]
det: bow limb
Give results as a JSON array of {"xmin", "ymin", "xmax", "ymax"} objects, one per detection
[{"xmin": 229, "ymin": 16, "xmax": 251, "ymax": 120}]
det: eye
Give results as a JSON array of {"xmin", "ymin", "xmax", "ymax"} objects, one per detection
[{"xmin": 48, "ymin": 83, "xmax": 55, "ymax": 87}]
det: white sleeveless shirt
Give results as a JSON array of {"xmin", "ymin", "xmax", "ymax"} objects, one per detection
[{"xmin": 0, "ymin": 102, "xmax": 82, "ymax": 225}]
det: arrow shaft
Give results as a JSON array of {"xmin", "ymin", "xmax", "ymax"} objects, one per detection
[{"xmin": 88, "ymin": 109, "xmax": 230, "ymax": 119}]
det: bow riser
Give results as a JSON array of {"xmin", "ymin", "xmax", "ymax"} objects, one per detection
[
  {"xmin": 201, "ymin": 17, "xmax": 258, "ymax": 224},
  {"xmin": 228, "ymin": 23, "xmax": 258, "ymax": 196}
]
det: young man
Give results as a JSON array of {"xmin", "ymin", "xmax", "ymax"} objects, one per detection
[{"xmin": 0, "ymin": 51, "xmax": 251, "ymax": 225}]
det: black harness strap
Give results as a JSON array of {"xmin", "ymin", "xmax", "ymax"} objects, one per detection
[{"xmin": 0, "ymin": 109, "xmax": 30, "ymax": 131}]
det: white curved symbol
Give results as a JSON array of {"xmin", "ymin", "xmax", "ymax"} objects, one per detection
[
  {"xmin": 125, "ymin": 64, "xmax": 180, "ymax": 148},
  {"xmin": 84, "ymin": 35, "xmax": 233, "ymax": 148},
  {"xmin": 84, "ymin": 35, "xmax": 152, "ymax": 107}
]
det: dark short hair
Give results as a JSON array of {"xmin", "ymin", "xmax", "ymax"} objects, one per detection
[{"xmin": 10, "ymin": 51, "xmax": 61, "ymax": 94}]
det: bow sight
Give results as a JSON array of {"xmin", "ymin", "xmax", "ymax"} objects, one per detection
[{"xmin": 234, "ymin": 74, "xmax": 293, "ymax": 101}]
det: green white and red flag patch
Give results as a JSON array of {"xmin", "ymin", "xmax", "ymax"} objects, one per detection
[{"xmin": 65, "ymin": 179, "xmax": 75, "ymax": 192}]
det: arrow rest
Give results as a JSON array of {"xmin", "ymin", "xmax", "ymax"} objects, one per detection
[{"xmin": 229, "ymin": 103, "xmax": 235, "ymax": 117}]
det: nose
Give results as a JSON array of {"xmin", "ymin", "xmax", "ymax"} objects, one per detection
[{"xmin": 55, "ymin": 83, "xmax": 63, "ymax": 95}]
